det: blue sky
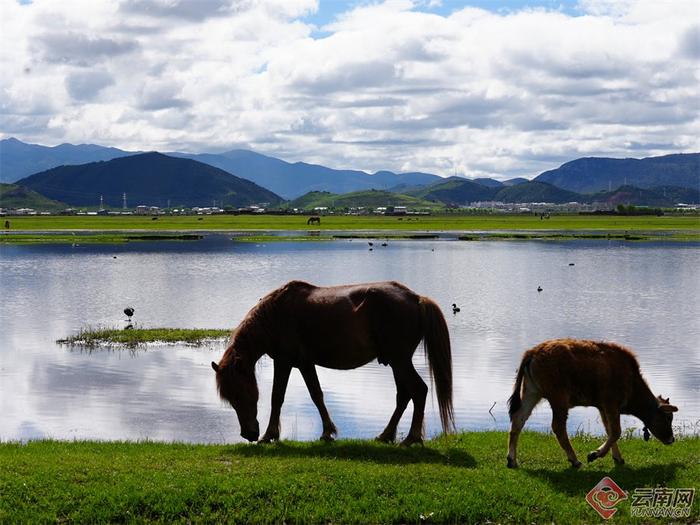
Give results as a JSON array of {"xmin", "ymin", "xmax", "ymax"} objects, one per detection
[{"xmin": 304, "ymin": 0, "xmax": 583, "ymax": 30}]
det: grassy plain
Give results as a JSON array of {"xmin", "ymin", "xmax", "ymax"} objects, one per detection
[
  {"xmin": 0, "ymin": 433, "xmax": 697, "ymax": 523},
  {"xmin": 2, "ymin": 213, "xmax": 699, "ymax": 233}
]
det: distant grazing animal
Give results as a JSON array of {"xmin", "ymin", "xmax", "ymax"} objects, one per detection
[
  {"xmin": 4, "ymin": 220, "xmax": 9, "ymax": 229},
  {"xmin": 452, "ymin": 303, "xmax": 460, "ymax": 314},
  {"xmin": 507, "ymin": 339, "xmax": 678, "ymax": 468},
  {"xmin": 212, "ymin": 280, "xmax": 454, "ymax": 445},
  {"xmin": 307, "ymin": 216, "xmax": 321, "ymax": 226}
]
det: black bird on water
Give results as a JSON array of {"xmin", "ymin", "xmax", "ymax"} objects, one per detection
[
  {"xmin": 537, "ymin": 286, "xmax": 543, "ymax": 292},
  {"xmin": 124, "ymin": 307, "xmax": 134, "ymax": 321},
  {"xmin": 452, "ymin": 303, "xmax": 461, "ymax": 314}
]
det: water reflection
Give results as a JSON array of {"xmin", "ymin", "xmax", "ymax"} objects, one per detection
[{"xmin": 1, "ymin": 237, "xmax": 698, "ymax": 443}]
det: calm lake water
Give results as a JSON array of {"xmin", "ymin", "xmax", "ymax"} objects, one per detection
[{"xmin": 1, "ymin": 235, "xmax": 699, "ymax": 443}]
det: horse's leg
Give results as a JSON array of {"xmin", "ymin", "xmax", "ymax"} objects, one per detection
[
  {"xmin": 299, "ymin": 363, "xmax": 338, "ymax": 441},
  {"xmin": 376, "ymin": 365, "xmax": 410, "ymax": 443},
  {"xmin": 259, "ymin": 361, "xmax": 292, "ymax": 443},
  {"xmin": 395, "ymin": 360, "xmax": 427, "ymax": 447}
]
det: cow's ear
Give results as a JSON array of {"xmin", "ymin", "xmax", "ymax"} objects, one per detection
[
  {"xmin": 660, "ymin": 404, "xmax": 678, "ymax": 413},
  {"xmin": 211, "ymin": 361, "xmax": 219, "ymax": 372}
]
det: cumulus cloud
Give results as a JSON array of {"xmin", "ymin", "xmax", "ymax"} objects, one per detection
[
  {"xmin": 0, "ymin": 0, "xmax": 698, "ymax": 179},
  {"xmin": 65, "ymin": 71, "xmax": 115, "ymax": 101},
  {"xmin": 36, "ymin": 32, "xmax": 139, "ymax": 66}
]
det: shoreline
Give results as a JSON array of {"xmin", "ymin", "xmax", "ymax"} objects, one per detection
[{"xmin": 3, "ymin": 227, "xmax": 700, "ymax": 244}]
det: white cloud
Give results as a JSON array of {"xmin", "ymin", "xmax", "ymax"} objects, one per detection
[{"xmin": 0, "ymin": 0, "xmax": 698, "ymax": 179}]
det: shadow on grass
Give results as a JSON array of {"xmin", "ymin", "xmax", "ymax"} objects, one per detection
[
  {"xmin": 224, "ymin": 440, "xmax": 477, "ymax": 468},
  {"xmin": 523, "ymin": 462, "xmax": 685, "ymax": 496}
]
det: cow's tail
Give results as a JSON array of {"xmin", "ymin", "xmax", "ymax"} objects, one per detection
[
  {"xmin": 508, "ymin": 356, "xmax": 530, "ymax": 419},
  {"xmin": 419, "ymin": 296, "xmax": 454, "ymax": 433}
]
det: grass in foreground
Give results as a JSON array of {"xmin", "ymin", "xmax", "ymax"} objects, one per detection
[
  {"xmin": 0, "ymin": 432, "xmax": 697, "ymax": 523},
  {"xmin": 56, "ymin": 327, "xmax": 230, "ymax": 348}
]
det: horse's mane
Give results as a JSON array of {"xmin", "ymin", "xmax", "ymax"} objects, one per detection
[{"xmin": 220, "ymin": 283, "xmax": 297, "ymax": 368}]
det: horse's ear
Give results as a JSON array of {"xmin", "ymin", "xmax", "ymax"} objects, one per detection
[
  {"xmin": 661, "ymin": 404, "xmax": 678, "ymax": 413},
  {"xmin": 211, "ymin": 361, "xmax": 219, "ymax": 372}
]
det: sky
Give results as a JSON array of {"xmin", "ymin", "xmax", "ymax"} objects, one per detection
[{"xmin": 1, "ymin": 0, "xmax": 698, "ymax": 180}]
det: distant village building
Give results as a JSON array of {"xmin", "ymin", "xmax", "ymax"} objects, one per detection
[
  {"xmin": 192, "ymin": 206, "xmax": 225, "ymax": 214},
  {"xmin": 135, "ymin": 205, "xmax": 163, "ymax": 215}
]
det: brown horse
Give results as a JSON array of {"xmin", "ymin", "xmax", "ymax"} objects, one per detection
[
  {"xmin": 211, "ymin": 280, "xmax": 454, "ymax": 445},
  {"xmin": 307, "ymin": 216, "xmax": 321, "ymax": 225},
  {"xmin": 507, "ymin": 339, "xmax": 678, "ymax": 468}
]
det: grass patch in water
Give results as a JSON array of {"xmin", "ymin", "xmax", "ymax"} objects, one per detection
[
  {"xmin": 1, "ymin": 233, "xmax": 204, "ymax": 244},
  {"xmin": 458, "ymin": 232, "xmax": 700, "ymax": 242},
  {"xmin": 0, "ymin": 432, "xmax": 697, "ymax": 523},
  {"xmin": 56, "ymin": 327, "xmax": 230, "ymax": 348}
]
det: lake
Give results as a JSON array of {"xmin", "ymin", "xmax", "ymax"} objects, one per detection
[{"xmin": 1, "ymin": 235, "xmax": 698, "ymax": 443}]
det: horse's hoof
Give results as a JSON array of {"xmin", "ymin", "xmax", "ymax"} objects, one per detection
[
  {"xmin": 320, "ymin": 434, "xmax": 335, "ymax": 442},
  {"xmin": 506, "ymin": 457, "xmax": 518, "ymax": 469},
  {"xmin": 258, "ymin": 434, "xmax": 278, "ymax": 444},
  {"xmin": 587, "ymin": 451, "xmax": 599, "ymax": 463},
  {"xmin": 399, "ymin": 436, "xmax": 423, "ymax": 447},
  {"xmin": 570, "ymin": 460, "xmax": 582, "ymax": 469},
  {"xmin": 613, "ymin": 456, "xmax": 625, "ymax": 466},
  {"xmin": 375, "ymin": 433, "xmax": 395, "ymax": 444}
]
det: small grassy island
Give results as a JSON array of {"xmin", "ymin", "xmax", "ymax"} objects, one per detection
[
  {"xmin": 56, "ymin": 327, "xmax": 230, "ymax": 348},
  {"xmin": 0, "ymin": 433, "xmax": 697, "ymax": 523}
]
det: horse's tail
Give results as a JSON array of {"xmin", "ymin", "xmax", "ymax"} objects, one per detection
[
  {"xmin": 508, "ymin": 356, "xmax": 530, "ymax": 419},
  {"xmin": 419, "ymin": 296, "xmax": 454, "ymax": 434}
]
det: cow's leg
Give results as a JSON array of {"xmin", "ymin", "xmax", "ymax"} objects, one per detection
[
  {"xmin": 259, "ymin": 361, "xmax": 292, "ymax": 443},
  {"xmin": 394, "ymin": 359, "xmax": 428, "ymax": 447},
  {"xmin": 299, "ymin": 363, "xmax": 338, "ymax": 441},
  {"xmin": 551, "ymin": 405, "xmax": 581, "ymax": 468},
  {"xmin": 507, "ymin": 380, "xmax": 541, "ymax": 468},
  {"xmin": 376, "ymin": 364, "xmax": 411, "ymax": 443},
  {"xmin": 599, "ymin": 409, "xmax": 624, "ymax": 465},
  {"xmin": 588, "ymin": 409, "xmax": 622, "ymax": 463}
]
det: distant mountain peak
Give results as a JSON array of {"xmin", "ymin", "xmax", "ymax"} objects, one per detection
[{"xmin": 15, "ymin": 152, "xmax": 282, "ymax": 208}]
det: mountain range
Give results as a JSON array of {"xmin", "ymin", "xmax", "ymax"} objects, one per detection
[
  {"xmin": 534, "ymin": 154, "xmax": 699, "ymax": 193},
  {"xmin": 0, "ymin": 138, "xmax": 440, "ymax": 199},
  {"xmin": 1, "ymin": 138, "xmax": 698, "ymax": 209},
  {"xmin": 15, "ymin": 152, "xmax": 281, "ymax": 208}
]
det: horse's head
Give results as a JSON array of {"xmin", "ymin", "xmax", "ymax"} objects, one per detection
[{"xmin": 211, "ymin": 359, "xmax": 260, "ymax": 442}]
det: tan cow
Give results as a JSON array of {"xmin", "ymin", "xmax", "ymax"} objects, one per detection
[{"xmin": 507, "ymin": 339, "xmax": 678, "ymax": 468}]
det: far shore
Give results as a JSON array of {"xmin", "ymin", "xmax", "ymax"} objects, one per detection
[{"xmin": 1, "ymin": 214, "xmax": 698, "ymax": 244}]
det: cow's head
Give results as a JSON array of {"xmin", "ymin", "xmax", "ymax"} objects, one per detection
[{"xmin": 643, "ymin": 395, "xmax": 678, "ymax": 445}]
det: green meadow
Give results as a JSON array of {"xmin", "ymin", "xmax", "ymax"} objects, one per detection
[
  {"xmin": 1, "ymin": 433, "xmax": 697, "ymax": 523},
  {"xmin": 2, "ymin": 213, "xmax": 699, "ymax": 234}
]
